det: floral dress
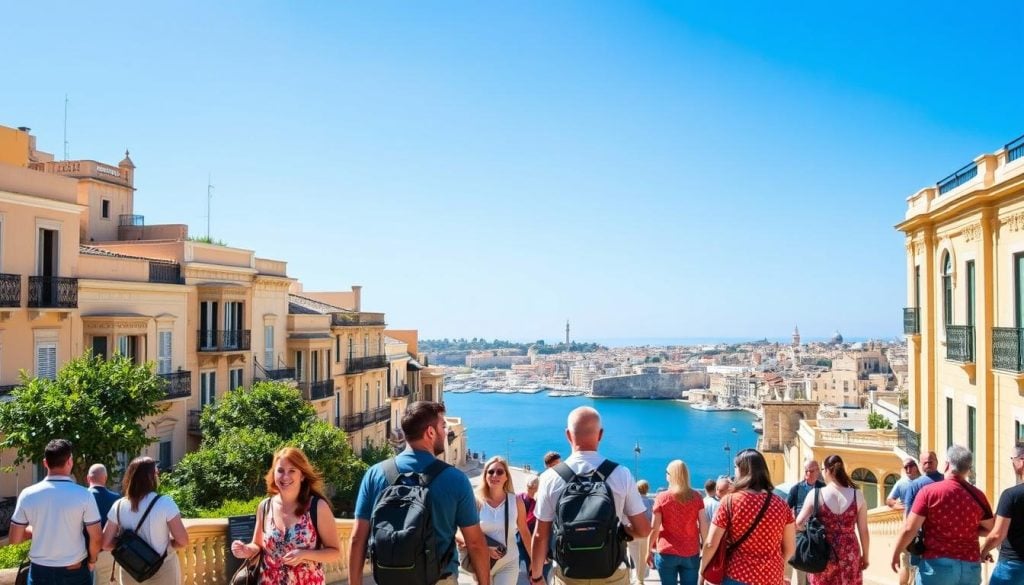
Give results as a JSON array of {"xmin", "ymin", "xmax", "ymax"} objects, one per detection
[
  {"xmin": 260, "ymin": 505, "xmax": 325, "ymax": 585},
  {"xmin": 808, "ymin": 491, "xmax": 861, "ymax": 585}
]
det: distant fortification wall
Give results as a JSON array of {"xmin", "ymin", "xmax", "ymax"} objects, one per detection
[{"xmin": 591, "ymin": 372, "xmax": 708, "ymax": 399}]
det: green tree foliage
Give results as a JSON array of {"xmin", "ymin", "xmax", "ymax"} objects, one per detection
[
  {"xmin": 199, "ymin": 381, "xmax": 316, "ymax": 441},
  {"xmin": 867, "ymin": 412, "xmax": 893, "ymax": 430},
  {"xmin": 290, "ymin": 420, "xmax": 367, "ymax": 507},
  {"xmin": 0, "ymin": 354, "xmax": 166, "ymax": 481}
]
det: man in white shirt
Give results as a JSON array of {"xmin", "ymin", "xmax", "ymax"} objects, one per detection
[
  {"xmin": 9, "ymin": 439, "xmax": 102, "ymax": 585},
  {"xmin": 529, "ymin": 406, "xmax": 652, "ymax": 585}
]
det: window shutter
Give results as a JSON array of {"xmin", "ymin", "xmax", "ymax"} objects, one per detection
[
  {"xmin": 36, "ymin": 343, "xmax": 57, "ymax": 380},
  {"xmin": 264, "ymin": 325, "xmax": 274, "ymax": 367},
  {"xmin": 158, "ymin": 331, "xmax": 172, "ymax": 374}
]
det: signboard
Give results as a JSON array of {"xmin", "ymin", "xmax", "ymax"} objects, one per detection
[{"xmin": 226, "ymin": 514, "xmax": 257, "ymax": 576}]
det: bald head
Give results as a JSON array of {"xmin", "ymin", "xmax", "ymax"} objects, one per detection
[
  {"xmin": 87, "ymin": 463, "xmax": 108, "ymax": 487},
  {"xmin": 566, "ymin": 406, "xmax": 603, "ymax": 450}
]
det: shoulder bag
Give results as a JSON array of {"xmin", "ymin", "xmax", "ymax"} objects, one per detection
[
  {"xmin": 702, "ymin": 491, "xmax": 773, "ymax": 584},
  {"xmin": 14, "ymin": 561, "xmax": 29, "ymax": 585},
  {"xmin": 110, "ymin": 495, "xmax": 165, "ymax": 582},
  {"xmin": 460, "ymin": 494, "xmax": 509, "ymax": 573},
  {"xmin": 789, "ymin": 487, "xmax": 833, "ymax": 573},
  {"xmin": 230, "ymin": 498, "xmax": 271, "ymax": 585}
]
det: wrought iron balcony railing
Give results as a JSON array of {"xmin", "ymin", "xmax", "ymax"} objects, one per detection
[
  {"xmin": 300, "ymin": 380, "xmax": 335, "ymax": 401},
  {"xmin": 903, "ymin": 307, "xmax": 920, "ymax": 335},
  {"xmin": 345, "ymin": 355, "xmax": 388, "ymax": 374},
  {"xmin": 937, "ymin": 162, "xmax": 978, "ymax": 195},
  {"xmin": 158, "ymin": 371, "xmax": 192, "ymax": 400},
  {"xmin": 187, "ymin": 409, "xmax": 202, "ymax": 433},
  {"xmin": 119, "ymin": 214, "xmax": 144, "ymax": 227},
  {"xmin": 369, "ymin": 405, "xmax": 391, "ymax": 424},
  {"xmin": 0, "ymin": 384, "xmax": 18, "ymax": 397},
  {"xmin": 993, "ymin": 327, "xmax": 1024, "ymax": 372},
  {"xmin": 945, "ymin": 325, "xmax": 975, "ymax": 363},
  {"xmin": 341, "ymin": 412, "xmax": 365, "ymax": 433},
  {"xmin": 390, "ymin": 383, "xmax": 410, "ymax": 399},
  {"xmin": 27, "ymin": 276, "xmax": 78, "ymax": 308},
  {"xmin": 258, "ymin": 367, "xmax": 295, "ymax": 381},
  {"xmin": 0, "ymin": 274, "xmax": 20, "ymax": 307},
  {"xmin": 897, "ymin": 421, "xmax": 921, "ymax": 461},
  {"xmin": 197, "ymin": 329, "xmax": 251, "ymax": 352},
  {"xmin": 331, "ymin": 312, "xmax": 386, "ymax": 327},
  {"xmin": 1008, "ymin": 133, "xmax": 1024, "ymax": 164},
  {"xmin": 149, "ymin": 262, "xmax": 184, "ymax": 285}
]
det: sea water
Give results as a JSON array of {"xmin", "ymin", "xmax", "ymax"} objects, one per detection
[{"xmin": 444, "ymin": 392, "xmax": 758, "ymax": 491}]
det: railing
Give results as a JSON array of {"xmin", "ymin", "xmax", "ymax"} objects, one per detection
[
  {"xmin": 1008, "ymin": 133, "xmax": 1024, "ymax": 163},
  {"xmin": 368, "ymin": 405, "xmax": 391, "ymax": 424},
  {"xmin": 390, "ymin": 383, "xmax": 410, "ymax": 398},
  {"xmin": 197, "ymin": 329, "xmax": 251, "ymax": 352},
  {"xmin": 331, "ymin": 312, "xmax": 386, "ymax": 327},
  {"xmin": 159, "ymin": 371, "xmax": 192, "ymax": 400},
  {"xmin": 258, "ymin": 367, "xmax": 295, "ymax": 380},
  {"xmin": 993, "ymin": 326, "xmax": 1024, "ymax": 372},
  {"xmin": 903, "ymin": 307, "xmax": 919, "ymax": 335},
  {"xmin": 300, "ymin": 379, "xmax": 335, "ymax": 401},
  {"xmin": 187, "ymin": 409, "xmax": 201, "ymax": 433},
  {"xmin": 0, "ymin": 273, "xmax": 20, "ymax": 307},
  {"xmin": 118, "ymin": 214, "xmax": 144, "ymax": 226},
  {"xmin": 816, "ymin": 428, "xmax": 898, "ymax": 449},
  {"xmin": 897, "ymin": 421, "xmax": 920, "ymax": 460},
  {"xmin": 341, "ymin": 412, "xmax": 365, "ymax": 433},
  {"xmin": 937, "ymin": 161, "xmax": 978, "ymax": 195},
  {"xmin": 149, "ymin": 261, "xmax": 184, "ymax": 284},
  {"xmin": 27, "ymin": 276, "xmax": 78, "ymax": 308},
  {"xmin": 945, "ymin": 324, "xmax": 975, "ymax": 362},
  {"xmin": 345, "ymin": 354, "xmax": 388, "ymax": 373},
  {"xmin": 0, "ymin": 384, "xmax": 18, "ymax": 396}
]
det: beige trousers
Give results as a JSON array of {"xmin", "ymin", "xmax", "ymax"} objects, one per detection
[{"xmin": 552, "ymin": 567, "xmax": 630, "ymax": 585}]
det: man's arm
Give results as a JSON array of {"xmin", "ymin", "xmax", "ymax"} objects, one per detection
[
  {"xmin": 624, "ymin": 511, "xmax": 651, "ymax": 539},
  {"xmin": 461, "ymin": 524, "xmax": 491, "ymax": 585},
  {"xmin": 981, "ymin": 515, "xmax": 1010, "ymax": 558},
  {"xmin": 347, "ymin": 519, "xmax": 370, "ymax": 585},
  {"xmin": 890, "ymin": 512, "xmax": 925, "ymax": 573},
  {"xmin": 786, "ymin": 484, "xmax": 799, "ymax": 510},
  {"xmin": 530, "ymin": 520, "xmax": 551, "ymax": 582},
  {"xmin": 85, "ymin": 522, "xmax": 102, "ymax": 568},
  {"xmin": 8, "ymin": 523, "xmax": 28, "ymax": 544}
]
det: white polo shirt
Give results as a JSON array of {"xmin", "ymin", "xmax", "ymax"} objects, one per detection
[
  {"xmin": 11, "ymin": 476, "xmax": 101, "ymax": 567},
  {"xmin": 534, "ymin": 450, "xmax": 646, "ymax": 526}
]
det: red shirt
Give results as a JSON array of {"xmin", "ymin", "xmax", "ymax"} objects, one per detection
[
  {"xmin": 712, "ymin": 491, "xmax": 794, "ymax": 585},
  {"xmin": 911, "ymin": 477, "xmax": 993, "ymax": 562},
  {"xmin": 652, "ymin": 489, "xmax": 704, "ymax": 557}
]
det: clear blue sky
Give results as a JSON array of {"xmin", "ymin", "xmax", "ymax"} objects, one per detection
[{"xmin": 4, "ymin": 2, "xmax": 1023, "ymax": 342}]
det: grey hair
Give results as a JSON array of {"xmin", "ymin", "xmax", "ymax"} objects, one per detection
[
  {"xmin": 87, "ymin": 464, "xmax": 108, "ymax": 479},
  {"xmin": 567, "ymin": 406, "xmax": 601, "ymax": 436},
  {"xmin": 527, "ymin": 476, "xmax": 539, "ymax": 489},
  {"xmin": 946, "ymin": 444, "xmax": 973, "ymax": 474}
]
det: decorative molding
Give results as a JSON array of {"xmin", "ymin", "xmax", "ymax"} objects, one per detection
[
  {"xmin": 962, "ymin": 223, "xmax": 982, "ymax": 243},
  {"xmin": 1004, "ymin": 212, "xmax": 1024, "ymax": 232}
]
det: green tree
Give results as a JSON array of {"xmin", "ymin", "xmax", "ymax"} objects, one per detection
[
  {"xmin": 867, "ymin": 412, "xmax": 893, "ymax": 430},
  {"xmin": 291, "ymin": 420, "xmax": 367, "ymax": 503},
  {"xmin": 0, "ymin": 354, "xmax": 166, "ymax": 481},
  {"xmin": 199, "ymin": 381, "xmax": 316, "ymax": 441}
]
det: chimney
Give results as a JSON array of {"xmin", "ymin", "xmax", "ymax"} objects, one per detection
[{"xmin": 352, "ymin": 285, "xmax": 362, "ymax": 312}]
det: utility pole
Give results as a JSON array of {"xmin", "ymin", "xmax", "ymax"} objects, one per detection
[{"xmin": 206, "ymin": 174, "xmax": 214, "ymax": 240}]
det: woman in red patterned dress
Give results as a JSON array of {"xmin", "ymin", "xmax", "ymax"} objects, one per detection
[
  {"xmin": 230, "ymin": 447, "xmax": 340, "ymax": 585},
  {"xmin": 698, "ymin": 449, "xmax": 795, "ymax": 585},
  {"xmin": 795, "ymin": 455, "xmax": 869, "ymax": 585}
]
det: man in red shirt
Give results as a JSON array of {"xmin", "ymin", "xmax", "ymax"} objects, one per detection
[{"xmin": 890, "ymin": 445, "xmax": 994, "ymax": 585}]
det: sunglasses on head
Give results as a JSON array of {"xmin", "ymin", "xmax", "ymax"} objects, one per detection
[{"xmin": 486, "ymin": 468, "xmax": 506, "ymax": 476}]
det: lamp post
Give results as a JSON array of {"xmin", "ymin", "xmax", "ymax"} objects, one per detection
[
  {"xmin": 633, "ymin": 440, "xmax": 642, "ymax": 478},
  {"xmin": 723, "ymin": 442, "xmax": 731, "ymax": 476}
]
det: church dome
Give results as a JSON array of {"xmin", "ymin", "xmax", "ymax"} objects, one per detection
[{"xmin": 830, "ymin": 330, "xmax": 844, "ymax": 345}]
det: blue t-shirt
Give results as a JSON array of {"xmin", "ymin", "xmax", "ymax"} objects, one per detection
[
  {"xmin": 88, "ymin": 486, "xmax": 121, "ymax": 528},
  {"xmin": 903, "ymin": 471, "xmax": 944, "ymax": 517},
  {"xmin": 355, "ymin": 448, "xmax": 479, "ymax": 576}
]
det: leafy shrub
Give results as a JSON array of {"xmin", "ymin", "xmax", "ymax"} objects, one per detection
[{"xmin": 0, "ymin": 541, "xmax": 30, "ymax": 569}]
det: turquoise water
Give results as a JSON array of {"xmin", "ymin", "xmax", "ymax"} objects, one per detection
[{"xmin": 444, "ymin": 392, "xmax": 758, "ymax": 491}]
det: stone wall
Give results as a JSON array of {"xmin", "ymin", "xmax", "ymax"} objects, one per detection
[{"xmin": 591, "ymin": 371, "xmax": 708, "ymax": 399}]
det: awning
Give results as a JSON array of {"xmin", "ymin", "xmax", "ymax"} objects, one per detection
[{"xmin": 407, "ymin": 359, "xmax": 424, "ymax": 371}]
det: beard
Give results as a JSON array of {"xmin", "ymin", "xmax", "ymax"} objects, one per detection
[{"xmin": 433, "ymin": 433, "xmax": 446, "ymax": 456}]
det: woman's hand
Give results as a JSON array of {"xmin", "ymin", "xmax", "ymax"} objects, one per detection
[
  {"xmin": 230, "ymin": 540, "xmax": 256, "ymax": 560},
  {"xmin": 860, "ymin": 554, "xmax": 869, "ymax": 570},
  {"xmin": 646, "ymin": 550, "xmax": 655, "ymax": 568},
  {"xmin": 487, "ymin": 546, "xmax": 505, "ymax": 560},
  {"xmin": 281, "ymin": 549, "xmax": 307, "ymax": 566}
]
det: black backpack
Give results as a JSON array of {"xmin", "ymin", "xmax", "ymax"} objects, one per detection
[
  {"xmin": 111, "ymin": 495, "xmax": 165, "ymax": 582},
  {"xmin": 369, "ymin": 458, "xmax": 452, "ymax": 585},
  {"xmin": 552, "ymin": 459, "xmax": 625, "ymax": 579},
  {"xmin": 789, "ymin": 488, "xmax": 832, "ymax": 574}
]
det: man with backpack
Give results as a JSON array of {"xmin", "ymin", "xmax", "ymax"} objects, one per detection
[
  {"xmin": 529, "ymin": 406, "xmax": 651, "ymax": 585},
  {"xmin": 348, "ymin": 401, "xmax": 492, "ymax": 585}
]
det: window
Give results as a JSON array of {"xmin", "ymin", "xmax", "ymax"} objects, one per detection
[
  {"xmin": 347, "ymin": 337, "xmax": 354, "ymax": 361},
  {"xmin": 947, "ymin": 397, "xmax": 954, "ymax": 448},
  {"xmin": 1016, "ymin": 253, "xmax": 1024, "ymax": 328},
  {"xmin": 200, "ymin": 301, "xmax": 217, "ymax": 349},
  {"xmin": 942, "ymin": 253, "xmax": 953, "ymax": 328},
  {"xmin": 158, "ymin": 441, "xmax": 172, "ymax": 470},
  {"xmin": 335, "ymin": 335, "xmax": 341, "ymax": 361},
  {"xmin": 200, "ymin": 371, "xmax": 216, "ymax": 407},
  {"xmin": 377, "ymin": 380, "xmax": 382, "ymax": 406},
  {"xmin": 117, "ymin": 335, "xmax": 140, "ymax": 363},
  {"xmin": 101, "ymin": 199, "xmax": 110, "ymax": 219},
  {"xmin": 327, "ymin": 351, "xmax": 331, "ymax": 377},
  {"xmin": 35, "ymin": 342, "xmax": 57, "ymax": 380},
  {"xmin": 92, "ymin": 336, "xmax": 108, "ymax": 360},
  {"xmin": 968, "ymin": 405, "xmax": 977, "ymax": 455},
  {"xmin": 364, "ymin": 383, "xmax": 369, "ymax": 411},
  {"xmin": 264, "ymin": 325, "xmax": 274, "ymax": 367},
  {"xmin": 914, "ymin": 265, "xmax": 921, "ymax": 308},
  {"xmin": 229, "ymin": 368, "xmax": 243, "ymax": 391},
  {"xmin": 296, "ymin": 351, "xmax": 304, "ymax": 382},
  {"xmin": 312, "ymin": 350, "xmax": 320, "ymax": 382},
  {"xmin": 363, "ymin": 334, "xmax": 369, "ymax": 358},
  {"xmin": 1016, "ymin": 420, "xmax": 1024, "ymax": 444},
  {"xmin": 157, "ymin": 331, "xmax": 172, "ymax": 374},
  {"xmin": 966, "ymin": 260, "xmax": 975, "ymax": 327}
]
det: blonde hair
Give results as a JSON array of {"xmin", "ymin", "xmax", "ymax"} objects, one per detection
[
  {"xmin": 667, "ymin": 459, "xmax": 696, "ymax": 503},
  {"xmin": 476, "ymin": 456, "xmax": 514, "ymax": 502}
]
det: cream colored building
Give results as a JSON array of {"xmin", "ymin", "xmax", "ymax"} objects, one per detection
[
  {"xmin": 897, "ymin": 132, "xmax": 1024, "ymax": 498},
  {"xmin": 812, "ymin": 350, "xmax": 891, "ymax": 407}
]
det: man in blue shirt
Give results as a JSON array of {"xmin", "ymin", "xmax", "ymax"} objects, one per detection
[
  {"xmin": 903, "ymin": 450, "xmax": 943, "ymax": 514},
  {"xmin": 349, "ymin": 401, "xmax": 491, "ymax": 585},
  {"xmin": 85, "ymin": 464, "xmax": 120, "ymax": 529}
]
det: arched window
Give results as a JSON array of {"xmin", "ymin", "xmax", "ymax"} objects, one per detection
[
  {"xmin": 883, "ymin": 473, "xmax": 899, "ymax": 495},
  {"xmin": 942, "ymin": 252, "xmax": 953, "ymax": 327},
  {"xmin": 852, "ymin": 468, "xmax": 879, "ymax": 509}
]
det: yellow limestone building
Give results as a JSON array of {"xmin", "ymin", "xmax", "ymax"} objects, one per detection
[{"xmin": 896, "ymin": 132, "xmax": 1024, "ymax": 497}]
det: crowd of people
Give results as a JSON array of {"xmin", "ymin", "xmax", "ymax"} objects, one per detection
[{"xmin": 8, "ymin": 403, "xmax": 1024, "ymax": 585}]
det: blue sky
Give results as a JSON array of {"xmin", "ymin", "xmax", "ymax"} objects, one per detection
[{"xmin": 4, "ymin": 2, "xmax": 1023, "ymax": 342}]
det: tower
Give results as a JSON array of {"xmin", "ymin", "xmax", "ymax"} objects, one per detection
[
  {"xmin": 792, "ymin": 325, "xmax": 800, "ymax": 347},
  {"xmin": 565, "ymin": 320, "xmax": 570, "ymax": 346}
]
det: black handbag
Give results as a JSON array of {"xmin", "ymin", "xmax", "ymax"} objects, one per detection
[
  {"xmin": 230, "ymin": 498, "xmax": 270, "ymax": 585},
  {"xmin": 111, "ymin": 495, "xmax": 166, "ymax": 582},
  {"xmin": 460, "ymin": 495, "xmax": 509, "ymax": 572},
  {"xmin": 14, "ymin": 561, "xmax": 29, "ymax": 585},
  {"xmin": 789, "ymin": 488, "xmax": 832, "ymax": 573}
]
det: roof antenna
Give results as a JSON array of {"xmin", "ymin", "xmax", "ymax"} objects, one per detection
[
  {"xmin": 63, "ymin": 94, "xmax": 69, "ymax": 160},
  {"xmin": 206, "ymin": 173, "xmax": 214, "ymax": 240}
]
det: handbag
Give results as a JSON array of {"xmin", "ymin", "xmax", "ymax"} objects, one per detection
[
  {"xmin": 460, "ymin": 495, "xmax": 509, "ymax": 573},
  {"xmin": 111, "ymin": 495, "xmax": 165, "ymax": 582},
  {"xmin": 702, "ymin": 492, "xmax": 773, "ymax": 585},
  {"xmin": 14, "ymin": 561, "xmax": 29, "ymax": 585},
  {"xmin": 789, "ymin": 487, "xmax": 832, "ymax": 573},
  {"xmin": 230, "ymin": 498, "xmax": 270, "ymax": 585}
]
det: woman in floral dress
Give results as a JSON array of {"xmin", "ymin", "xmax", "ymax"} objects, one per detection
[
  {"xmin": 231, "ymin": 447, "xmax": 340, "ymax": 585},
  {"xmin": 795, "ymin": 454, "xmax": 869, "ymax": 585}
]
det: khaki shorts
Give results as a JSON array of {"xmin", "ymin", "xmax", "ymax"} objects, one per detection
[
  {"xmin": 552, "ymin": 567, "xmax": 629, "ymax": 585},
  {"xmin": 436, "ymin": 575, "xmax": 459, "ymax": 585}
]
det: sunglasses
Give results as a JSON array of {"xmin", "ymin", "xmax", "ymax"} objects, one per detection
[{"xmin": 486, "ymin": 468, "xmax": 506, "ymax": 476}]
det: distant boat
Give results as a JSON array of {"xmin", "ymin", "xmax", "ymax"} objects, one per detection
[
  {"xmin": 690, "ymin": 402, "xmax": 740, "ymax": 412},
  {"xmin": 752, "ymin": 420, "xmax": 764, "ymax": 433}
]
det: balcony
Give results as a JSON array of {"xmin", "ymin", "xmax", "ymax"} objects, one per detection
[
  {"xmin": 341, "ymin": 412, "xmax": 365, "ymax": 433},
  {"xmin": 149, "ymin": 261, "xmax": 184, "ymax": 285},
  {"xmin": 345, "ymin": 354, "xmax": 388, "ymax": 374},
  {"xmin": 27, "ymin": 276, "xmax": 78, "ymax": 308},
  {"xmin": 158, "ymin": 371, "xmax": 192, "ymax": 400},
  {"xmin": 937, "ymin": 161, "xmax": 978, "ymax": 195},
  {"xmin": 1008, "ymin": 133, "xmax": 1024, "ymax": 164},
  {"xmin": 187, "ymin": 409, "xmax": 202, "ymax": 434},
  {"xmin": 119, "ymin": 214, "xmax": 144, "ymax": 227},
  {"xmin": 197, "ymin": 329, "xmax": 251, "ymax": 352},
  {"xmin": 369, "ymin": 405, "xmax": 391, "ymax": 424},
  {"xmin": 945, "ymin": 325, "xmax": 975, "ymax": 363},
  {"xmin": 300, "ymin": 379, "xmax": 335, "ymax": 401},
  {"xmin": 993, "ymin": 327, "xmax": 1024, "ymax": 372},
  {"xmin": 390, "ymin": 383, "xmax": 410, "ymax": 399},
  {"xmin": 897, "ymin": 421, "xmax": 921, "ymax": 460},
  {"xmin": 331, "ymin": 312, "xmax": 386, "ymax": 327},
  {"xmin": 255, "ymin": 367, "xmax": 295, "ymax": 381},
  {"xmin": 0, "ymin": 384, "xmax": 18, "ymax": 397},
  {"xmin": 0, "ymin": 274, "xmax": 20, "ymax": 308},
  {"xmin": 903, "ymin": 307, "xmax": 919, "ymax": 335}
]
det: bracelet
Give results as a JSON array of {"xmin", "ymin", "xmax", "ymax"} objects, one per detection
[{"xmin": 530, "ymin": 575, "xmax": 544, "ymax": 583}]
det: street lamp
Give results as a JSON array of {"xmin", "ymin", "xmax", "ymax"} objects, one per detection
[
  {"xmin": 633, "ymin": 440, "xmax": 642, "ymax": 478},
  {"xmin": 723, "ymin": 443, "xmax": 731, "ymax": 476}
]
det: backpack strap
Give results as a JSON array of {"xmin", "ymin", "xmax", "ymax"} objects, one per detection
[
  {"xmin": 420, "ymin": 459, "xmax": 451, "ymax": 486},
  {"xmin": 595, "ymin": 459, "xmax": 618, "ymax": 480},
  {"xmin": 553, "ymin": 462, "xmax": 575, "ymax": 483},
  {"xmin": 309, "ymin": 495, "xmax": 323, "ymax": 550},
  {"xmin": 383, "ymin": 457, "xmax": 401, "ymax": 485}
]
